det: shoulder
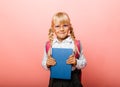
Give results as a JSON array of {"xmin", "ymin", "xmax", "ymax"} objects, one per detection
[{"xmin": 46, "ymin": 41, "xmax": 50, "ymax": 45}]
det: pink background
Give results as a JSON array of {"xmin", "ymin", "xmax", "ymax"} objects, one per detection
[{"xmin": 0, "ymin": 0, "xmax": 120, "ymax": 87}]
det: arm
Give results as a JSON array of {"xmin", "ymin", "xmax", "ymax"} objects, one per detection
[
  {"xmin": 75, "ymin": 43, "xmax": 87, "ymax": 69},
  {"xmin": 42, "ymin": 44, "xmax": 56, "ymax": 70},
  {"xmin": 67, "ymin": 49, "xmax": 87, "ymax": 70},
  {"xmin": 42, "ymin": 45, "xmax": 50, "ymax": 70},
  {"xmin": 66, "ymin": 41, "xmax": 87, "ymax": 70}
]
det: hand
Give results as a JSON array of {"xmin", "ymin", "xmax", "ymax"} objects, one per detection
[
  {"xmin": 66, "ymin": 54, "xmax": 77, "ymax": 66},
  {"xmin": 46, "ymin": 55, "xmax": 56, "ymax": 68}
]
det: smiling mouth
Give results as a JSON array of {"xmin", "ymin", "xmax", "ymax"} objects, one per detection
[
  {"xmin": 59, "ymin": 33, "xmax": 65, "ymax": 34},
  {"xmin": 59, "ymin": 32, "xmax": 65, "ymax": 34}
]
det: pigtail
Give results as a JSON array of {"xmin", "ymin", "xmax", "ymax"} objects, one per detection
[
  {"xmin": 48, "ymin": 28, "xmax": 54, "ymax": 44},
  {"xmin": 69, "ymin": 26, "xmax": 75, "ymax": 40},
  {"xmin": 47, "ymin": 28, "xmax": 54, "ymax": 56},
  {"xmin": 69, "ymin": 26, "xmax": 80, "ymax": 56}
]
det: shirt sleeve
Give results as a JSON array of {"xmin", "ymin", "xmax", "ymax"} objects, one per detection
[
  {"xmin": 41, "ymin": 44, "xmax": 50, "ymax": 70},
  {"xmin": 75, "ymin": 43, "xmax": 87, "ymax": 69}
]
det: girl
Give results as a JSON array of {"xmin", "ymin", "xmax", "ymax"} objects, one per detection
[{"xmin": 42, "ymin": 12, "xmax": 87, "ymax": 87}]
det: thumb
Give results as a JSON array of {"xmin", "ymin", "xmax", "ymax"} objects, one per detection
[{"xmin": 69, "ymin": 54, "xmax": 74, "ymax": 57}]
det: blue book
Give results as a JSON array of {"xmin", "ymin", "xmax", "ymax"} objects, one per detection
[{"xmin": 50, "ymin": 48, "xmax": 73, "ymax": 79}]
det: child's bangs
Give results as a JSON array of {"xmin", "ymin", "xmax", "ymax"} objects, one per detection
[{"xmin": 54, "ymin": 15, "xmax": 70, "ymax": 25}]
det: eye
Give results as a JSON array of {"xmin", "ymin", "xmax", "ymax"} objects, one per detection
[
  {"xmin": 55, "ymin": 25, "xmax": 60, "ymax": 28},
  {"xmin": 63, "ymin": 24, "xmax": 68, "ymax": 27}
]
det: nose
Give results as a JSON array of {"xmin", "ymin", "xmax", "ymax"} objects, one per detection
[{"xmin": 60, "ymin": 26, "xmax": 64, "ymax": 30}]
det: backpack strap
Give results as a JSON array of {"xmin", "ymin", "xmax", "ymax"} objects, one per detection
[
  {"xmin": 45, "ymin": 41, "xmax": 51, "ymax": 55},
  {"xmin": 75, "ymin": 40, "xmax": 82, "ymax": 82},
  {"xmin": 75, "ymin": 40, "xmax": 81, "ymax": 58}
]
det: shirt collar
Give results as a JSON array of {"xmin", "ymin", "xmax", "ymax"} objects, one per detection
[{"xmin": 52, "ymin": 36, "xmax": 73, "ymax": 44}]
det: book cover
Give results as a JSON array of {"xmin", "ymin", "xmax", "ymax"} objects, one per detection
[{"xmin": 50, "ymin": 48, "xmax": 73, "ymax": 79}]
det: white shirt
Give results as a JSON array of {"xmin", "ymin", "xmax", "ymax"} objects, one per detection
[{"xmin": 42, "ymin": 36, "xmax": 87, "ymax": 71}]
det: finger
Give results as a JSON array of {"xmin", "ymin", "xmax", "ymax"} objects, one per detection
[
  {"xmin": 67, "ymin": 57, "xmax": 73, "ymax": 61},
  {"xmin": 47, "ymin": 61, "xmax": 52, "ymax": 65},
  {"xmin": 66, "ymin": 59, "xmax": 72, "ymax": 64},
  {"xmin": 50, "ymin": 61, "xmax": 56, "ymax": 66},
  {"xmin": 69, "ymin": 54, "xmax": 74, "ymax": 57},
  {"xmin": 48, "ymin": 59, "xmax": 55, "ymax": 63},
  {"xmin": 66, "ymin": 58, "xmax": 76, "ymax": 64},
  {"xmin": 49, "ymin": 57, "xmax": 56, "ymax": 61},
  {"xmin": 48, "ymin": 59, "xmax": 56, "ymax": 65},
  {"xmin": 48, "ymin": 55, "xmax": 55, "ymax": 60},
  {"xmin": 66, "ymin": 57, "xmax": 72, "ymax": 63},
  {"xmin": 52, "ymin": 61, "xmax": 56, "ymax": 65}
]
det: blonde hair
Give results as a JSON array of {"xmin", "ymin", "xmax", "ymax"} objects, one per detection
[{"xmin": 48, "ymin": 12, "xmax": 80, "ymax": 56}]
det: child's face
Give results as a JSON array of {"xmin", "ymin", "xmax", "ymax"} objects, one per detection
[{"xmin": 53, "ymin": 22, "xmax": 70, "ymax": 41}]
